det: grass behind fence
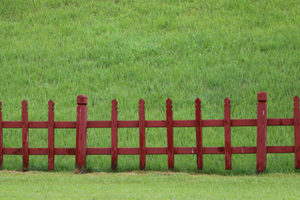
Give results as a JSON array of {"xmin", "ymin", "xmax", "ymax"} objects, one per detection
[{"xmin": 0, "ymin": 0, "xmax": 300, "ymax": 174}]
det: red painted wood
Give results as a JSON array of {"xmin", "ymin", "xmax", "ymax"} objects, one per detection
[
  {"xmin": 195, "ymin": 98, "xmax": 203, "ymax": 169},
  {"xmin": 146, "ymin": 147, "xmax": 168, "ymax": 154},
  {"xmin": 224, "ymin": 98, "xmax": 231, "ymax": 170},
  {"xmin": 22, "ymin": 100, "xmax": 29, "ymax": 171},
  {"xmin": 294, "ymin": 96, "xmax": 300, "ymax": 168},
  {"xmin": 111, "ymin": 99, "xmax": 118, "ymax": 170},
  {"xmin": 55, "ymin": 148, "xmax": 76, "ymax": 155},
  {"xmin": 267, "ymin": 146, "xmax": 294, "ymax": 153},
  {"xmin": 87, "ymin": 121, "xmax": 111, "ymax": 128},
  {"xmin": 232, "ymin": 147, "xmax": 256, "ymax": 154},
  {"xmin": 87, "ymin": 148, "xmax": 111, "ymax": 155},
  {"xmin": 48, "ymin": 100, "xmax": 55, "ymax": 170},
  {"xmin": 75, "ymin": 95, "xmax": 88, "ymax": 174},
  {"xmin": 139, "ymin": 99, "xmax": 146, "ymax": 170},
  {"xmin": 256, "ymin": 92, "xmax": 267, "ymax": 173},
  {"xmin": 55, "ymin": 121, "xmax": 76, "ymax": 128},
  {"xmin": 166, "ymin": 98, "xmax": 174, "ymax": 170},
  {"xmin": 0, "ymin": 101, "xmax": 2, "ymax": 169}
]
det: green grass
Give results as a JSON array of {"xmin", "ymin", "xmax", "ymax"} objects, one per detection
[
  {"xmin": 0, "ymin": 0, "xmax": 300, "ymax": 174},
  {"xmin": 0, "ymin": 171, "xmax": 300, "ymax": 199}
]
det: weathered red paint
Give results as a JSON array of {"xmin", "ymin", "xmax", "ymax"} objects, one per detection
[
  {"xmin": 22, "ymin": 100, "xmax": 29, "ymax": 171},
  {"xmin": 166, "ymin": 98, "xmax": 174, "ymax": 170},
  {"xmin": 0, "ymin": 101, "xmax": 2, "ymax": 169},
  {"xmin": 111, "ymin": 99, "xmax": 118, "ymax": 170},
  {"xmin": 75, "ymin": 95, "xmax": 88, "ymax": 174},
  {"xmin": 257, "ymin": 92, "xmax": 267, "ymax": 174},
  {"xmin": 224, "ymin": 98, "xmax": 231, "ymax": 170},
  {"xmin": 48, "ymin": 100, "xmax": 55, "ymax": 170},
  {"xmin": 195, "ymin": 98, "xmax": 203, "ymax": 170},
  {"xmin": 139, "ymin": 99, "xmax": 146, "ymax": 170},
  {"xmin": 294, "ymin": 96, "xmax": 300, "ymax": 169}
]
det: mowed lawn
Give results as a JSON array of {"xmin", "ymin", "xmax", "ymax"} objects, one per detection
[
  {"xmin": 1, "ymin": 0, "xmax": 300, "ymax": 198},
  {"xmin": 0, "ymin": 170, "xmax": 300, "ymax": 199}
]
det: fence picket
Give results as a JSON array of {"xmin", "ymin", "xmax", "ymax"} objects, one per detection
[
  {"xmin": 111, "ymin": 99, "xmax": 118, "ymax": 170},
  {"xmin": 22, "ymin": 100, "xmax": 29, "ymax": 171},
  {"xmin": 294, "ymin": 96, "xmax": 300, "ymax": 169},
  {"xmin": 48, "ymin": 100, "xmax": 55, "ymax": 170},
  {"xmin": 139, "ymin": 99, "xmax": 146, "ymax": 170},
  {"xmin": 0, "ymin": 101, "xmax": 2, "ymax": 169},
  {"xmin": 166, "ymin": 98, "xmax": 174, "ymax": 170},
  {"xmin": 224, "ymin": 98, "xmax": 231, "ymax": 170},
  {"xmin": 195, "ymin": 98, "xmax": 203, "ymax": 170},
  {"xmin": 257, "ymin": 92, "xmax": 267, "ymax": 174}
]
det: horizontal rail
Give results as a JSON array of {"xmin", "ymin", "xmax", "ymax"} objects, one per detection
[
  {"xmin": 2, "ymin": 146, "xmax": 294, "ymax": 155},
  {"xmin": 1, "ymin": 118, "xmax": 294, "ymax": 129}
]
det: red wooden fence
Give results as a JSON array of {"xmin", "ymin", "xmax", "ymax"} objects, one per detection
[{"xmin": 0, "ymin": 92, "xmax": 299, "ymax": 174}]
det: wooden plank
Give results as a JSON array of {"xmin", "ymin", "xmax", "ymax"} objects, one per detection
[
  {"xmin": 202, "ymin": 120, "xmax": 224, "ymax": 127},
  {"xmin": 75, "ymin": 95, "xmax": 88, "ymax": 174},
  {"xmin": 139, "ymin": 99, "xmax": 146, "ymax": 170},
  {"xmin": 111, "ymin": 99, "xmax": 118, "ymax": 170},
  {"xmin": 166, "ymin": 98, "xmax": 174, "ymax": 170},
  {"xmin": 231, "ymin": 119, "xmax": 257, "ymax": 126},
  {"xmin": 48, "ymin": 100, "xmax": 55, "ymax": 170},
  {"xmin": 87, "ymin": 121, "xmax": 111, "ymax": 128},
  {"xmin": 232, "ymin": 147, "xmax": 256, "ymax": 154},
  {"xmin": 256, "ymin": 92, "xmax": 267, "ymax": 173},
  {"xmin": 22, "ymin": 100, "xmax": 29, "ymax": 171},
  {"xmin": 294, "ymin": 96, "xmax": 300, "ymax": 168},
  {"xmin": 267, "ymin": 118, "xmax": 294, "ymax": 126},
  {"xmin": 29, "ymin": 148, "xmax": 48, "ymax": 155},
  {"xmin": 86, "ymin": 148, "xmax": 111, "ymax": 155},
  {"xmin": 3, "ymin": 148, "xmax": 23, "ymax": 155},
  {"xmin": 224, "ymin": 98, "xmax": 231, "ymax": 170},
  {"xmin": 145, "ymin": 120, "xmax": 166, "ymax": 127},
  {"xmin": 203, "ymin": 147, "xmax": 225, "ymax": 154},
  {"xmin": 2, "ymin": 121, "xmax": 22, "ymax": 128},
  {"xmin": 0, "ymin": 101, "xmax": 2, "ymax": 169},
  {"xmin": 54, "ymin": 121, "xmax": 76, "ymax": 128},
  {"xmin": 267, "ymin": 146, "xmax": 294, "ymax": 153},
  {"xmin": 118, "ymin": 148, "xmax": 139, "ymax": 154},
  {"xmin": 195, "ymin": 98, "xmax": 203, "ymax": 169},
  {"xmin": 54, "ymin": 148, "xmax": 76, "ymax": 155},
  {"xmin": 28, "ymin": 121, "xmax": 48, "ymax": 128},
  {"xmin": 146, "ymin": 147, "xmax": 168, "ymax": 154}
]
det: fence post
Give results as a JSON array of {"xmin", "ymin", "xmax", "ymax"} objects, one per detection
[
  {"xmin": 224, "ymin": 98, "xmax": 231, "ymax": 170},
  {"xmin": 294, "ymin": 96, "xmax": 300, "ymax": 169},
  {"xmin": 0, "ymin": 101, "xmax": 2, "ymax": 170},
  {"xmin": 166, "ymin": 98, "xmax": 174, "ymax": 170},
  {"xmin": 111, "ymin": 99, "xmax": 118, "ymax": 170},
  {"xmin": 195, "ymin": 98, "xmax": 203, "ymax": 170},
  {"xmin": 75, "ymin": 95, "xmax": 88, "ymax": 174},
  {"xmin": 22, "ymin": 100, "xmax": 29, "ymax": 171},
  {"xmin": 139, "ymin": 99, "xmax": 146, "ymax": 170},
  {"xmin": 48, "ymin": 100, "xmax": 55, "ymax": 170},
  {"xmin": 257, "ymin": 92, "xmax": 267, "ymax": 174}
]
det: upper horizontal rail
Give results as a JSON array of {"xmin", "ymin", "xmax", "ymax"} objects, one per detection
[{"xmin": 1, "ymin": 118, "xmax": 294, "ymax": 128}]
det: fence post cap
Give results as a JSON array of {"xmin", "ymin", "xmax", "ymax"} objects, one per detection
[
  {"xmin": 257, "ymin": 92, "xmax": 267, "ymax": 102},
  {"xmin": 77, "ymin": 95, "xmax": 88, "ymax": 105}
]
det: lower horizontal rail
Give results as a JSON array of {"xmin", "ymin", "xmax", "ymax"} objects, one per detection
[{"xmin": 2, "ymin": 146, "xmax": 295, "ymax": 155}]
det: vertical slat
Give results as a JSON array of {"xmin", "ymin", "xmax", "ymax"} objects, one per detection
[
  {"xmin": 195, "ymin": 98, "xmax": 203, "ymax": 170},
  {"xmin": 48, "ymin": 100, "xmax": 55, "ymax": 170},
  {"xmin": 111, "ymin": 99, "xmax": 118, "ymax": 170},
  {"xmin": 0, "ymin": 101, "xmax": 2, "ymax": 169},
  {"xmin": 166, "ymin": 98, "xmax": 174, "ymax": 170},
  {"xmin": 294, "ymin": 96, "xmax": 300, "ymax": 169},
  {"xmin": 75, "ymin": 95, "xmax": 88, "ymax": 174},
  {"xmin": 224, "ymin": 98, "xmax": 231, "ymax": 170},
  {"xmin": 257, "ymin": 92, "xmax": 267, "ymax": 174},
  {"xmin": 22, "ymin": 100, "xmax": 29, "ymax": 171},
  {"xmin": 139, "ymin": 99, "xmax": 146, "ymax": 170}
]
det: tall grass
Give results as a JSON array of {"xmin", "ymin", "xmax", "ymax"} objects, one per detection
[{"xmin": 0, "ymin": 0, "xmax": 300, "ymax": 174}]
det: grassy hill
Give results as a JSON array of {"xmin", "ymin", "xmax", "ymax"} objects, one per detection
[{"xmin": 0, "ymin": 0, "xmax": 300, "ymax": 174}]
